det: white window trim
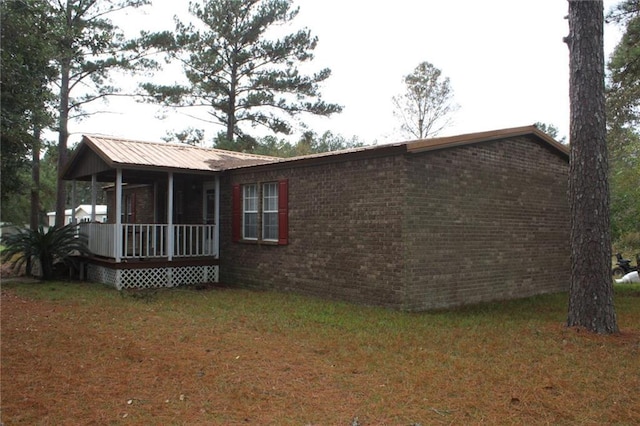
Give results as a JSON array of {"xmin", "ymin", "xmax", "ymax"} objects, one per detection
[
  {"xmin": 242, "ymin": 184, "xmax": 258, "ymax": 240},
  {"xmin": 262, "ymin": 182, "xmax": 279, "ymax": 242}
]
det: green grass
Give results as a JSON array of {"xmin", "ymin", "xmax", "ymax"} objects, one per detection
[{"xmin": 2, "ymin": 281, "xmax": 639, "ymax": 425}]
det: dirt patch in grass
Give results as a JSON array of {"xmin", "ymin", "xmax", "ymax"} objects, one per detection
[{"xmin": 1, "ymin": 282, "xmax": 639, "ymax": 425}]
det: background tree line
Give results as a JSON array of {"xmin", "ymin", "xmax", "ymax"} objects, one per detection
[
  {"xmin": 606, "ymin": 0, "xmax": 640, "ymax": 251},
  {"xmin": 1, "ymin": 0, "xmax": 638, "ymax": 277}
]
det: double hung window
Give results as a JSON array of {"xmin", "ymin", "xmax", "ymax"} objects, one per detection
[
  {"xmin": 232, "ymin": 180, "xmax": 288, "ymax": 245},
  {"xmin": 243, "ymin": 184, "xmax": 258, "ymax": 240},
  {"xmin": 262, "ymin": 182, "xmax": 278, "ymax": 241}
]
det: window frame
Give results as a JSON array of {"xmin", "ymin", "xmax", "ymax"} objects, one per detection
[
  {"xmin": 242, "ymin": 184, "xmax": 258, "ymax": 240},
  {"xmin": 262, "ymin": 182, "xmax": 279, "ymax": 242},
  {"xmin": 233, "ymin": 179, "xmax": 288, "ymax": 245}
]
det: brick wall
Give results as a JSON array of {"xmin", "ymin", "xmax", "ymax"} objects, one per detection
[
  {"xmin": 219, "ymin": 135, "xmax": 570, "ymax": 311},
  {"xmin": 402, "ymin": 136, "xmax": 570, "ymax": 310},
  {"xmin": 220, "ymin": 151, "xmax": 409, "ymax": 308},
  {"xmin": 104, "ymin": 179, "xmax": 206, "ymax": 225},
  {"xmin": 105, "ymin": 185, "xmax": 154, "ymax": 223}
]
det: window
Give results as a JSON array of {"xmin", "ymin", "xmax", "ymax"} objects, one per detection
[
  {"xmin": 204, "ymin": 188, "xmax": 216, "ymax": 224},
  {"xmin": 243, "ymin": 184, "xmax": 258, "ymax": 240},
  {"xmin": 262, "ymin": 183, "xmax": 278, "ymax": 241},
  {"xmin": 233, "ymin": 180, "xmax": 288, "ymax": 245}
]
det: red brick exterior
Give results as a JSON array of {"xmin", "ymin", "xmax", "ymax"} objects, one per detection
[
  {"xmin": 105, "ymin": 185, "xmax": 155, "ymax": 224},
  {"xmin": 219, "ymin": 134, "xmax": 570, "ymax": 310},
  {"xmin": 402, "ymin": 136, "xmax": 570, "ymax": 310}
]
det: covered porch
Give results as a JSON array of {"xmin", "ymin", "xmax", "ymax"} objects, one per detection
[
  {"xmin": 79, "ymin": 170, "xmax": 221, "ymax": 263},
  {"xmin": 62, "ymin": 134, "xmax": 279, "ymax": 289},
  {"xmin": 74, "ymin": 169, "xmax": 221, "ymax": 289}
]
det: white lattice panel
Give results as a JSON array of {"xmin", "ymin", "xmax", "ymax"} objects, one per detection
[
  {"xmin": 87, "ymin": 264, "xmax": 118, "ymax": 288},
  {"xmin": 86, "ymin": 264, "xmax": 218, "ymax": 290},
  {"xmin": 206, "ymin": 265, "xmax": 219, "ymax": 282},
  {"xmin": 119, "ymin": 267, "xmax": 168, "ymax": 289}
]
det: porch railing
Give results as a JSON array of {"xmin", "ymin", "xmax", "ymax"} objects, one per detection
[{"xmin": 80, "ymin": 223, "xmax": 218, "ymax": 260}]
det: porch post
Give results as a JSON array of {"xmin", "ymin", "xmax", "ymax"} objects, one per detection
[
  {"xmin": 71, "ymin": 180, "xmax": 77, "ymax": 224},
  {"xmin": 115, "ymin": 169, "xmax": 123, "ymax": 262},
  {"xmin": 167, "ymin": 172, "xmax": 174, "ymax": 262},
  {"xmin": 90, "ymin": 174, "xmax": 97, "ymax": 222},
  {"xmin": 215, "ymin": 176, "xmax": 220, "ymax": 257}
]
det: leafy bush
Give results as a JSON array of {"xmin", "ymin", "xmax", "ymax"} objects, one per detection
[{"xmin": 0, "ymin": 224, "xmax": 89, "ymax": 280}]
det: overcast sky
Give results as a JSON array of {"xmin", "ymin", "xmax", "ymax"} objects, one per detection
[{"xmin": 66, "ymin": 0, "xmax": 624, "ymax": 147}]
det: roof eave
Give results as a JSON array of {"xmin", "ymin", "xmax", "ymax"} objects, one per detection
[
  {"xmin": 406, "ymin": 125, "xmax": 569, "ymax": 159},
  {"xmin": 224, "ymin": 143, "xmax": 408, "ymax": 173}
]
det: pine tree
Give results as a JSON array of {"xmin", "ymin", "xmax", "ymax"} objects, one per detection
[
  {"xmin": 565, "ymin": 0, "xmax": 618, "ymax": 334},
  {"xmin": 50, "ymin": 0, "xmax": 163, "ymax": 227},
  {"xmin": 143, "ymin": 0, "xmax": 341, "ymax": 152}
]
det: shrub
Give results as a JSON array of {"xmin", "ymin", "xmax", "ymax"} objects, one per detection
[{"xmin": 0, "ymin": 224, "xmax": 90, "ymax": 280}]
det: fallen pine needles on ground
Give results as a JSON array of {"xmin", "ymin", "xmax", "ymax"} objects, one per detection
[{"xmin": 1, "ymin": 281, "xmax": 639, "ymax": 425}]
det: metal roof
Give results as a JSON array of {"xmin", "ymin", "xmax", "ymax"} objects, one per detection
[
  {"xmin": 62, "ymin": 135, "xmax": 282, "ymax": 180},
  {"xmin": 228, "ymin": 125, "xmax": 569, "ymax": 172},
  {"xmin": 403, "ymin": 125, "xmax": 569, "ymax": 155},
  {"xmin": 88, "ymin": 134, "xmax": 282, "ymax": 170},
  {"xmin": 62, "ymin": 125, "xmax": 568, "ymax": 180}
]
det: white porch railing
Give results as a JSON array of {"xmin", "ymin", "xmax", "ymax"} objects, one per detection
[{"xmin": 79, "ymin": 223, "xmax": 218, "ymax": 260}]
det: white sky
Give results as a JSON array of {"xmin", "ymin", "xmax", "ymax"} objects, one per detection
[{"xmin": 66, "ymin": 0, "xmax": 624, "ymax": 147}]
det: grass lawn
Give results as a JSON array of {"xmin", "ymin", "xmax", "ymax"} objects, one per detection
[{"xmin": 1, "ymin": 281, "xmax": 639, "ymax": 425}]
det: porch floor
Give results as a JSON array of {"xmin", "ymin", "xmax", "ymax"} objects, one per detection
[
  {"xmin": 84, "ymin": 255, "xmax": 219, "ymax": 269},
  {"xmin": 82, "ymin": 256, "xmax": 219, "ymax": 290}
]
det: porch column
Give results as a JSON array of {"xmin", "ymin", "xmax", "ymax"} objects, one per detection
[
  {"xmin": 215, "ymin": 176, "xmax": 220, "ymax": 257},
  {"xmin": 90, "ymin": 174, "xmax": 97, "ymax": 222},
  {"xmin": 115, "ymin": 169, "xmax": 123, "ymax": 262},
  {"xmin": 167, "ymin": 172, "xmax": 174, "ymax": 261},
  {"xmin": 71, "ymin": 180, "xmax": 77, "ymax": 224}
]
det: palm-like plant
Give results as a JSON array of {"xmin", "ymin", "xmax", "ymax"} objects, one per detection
[{"xmin": 1, "ymin": 224, "xmax": 90, "ymax": 280}]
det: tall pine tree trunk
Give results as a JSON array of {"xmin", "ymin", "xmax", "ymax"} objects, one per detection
[
  {"xmin": 54, "ymin": 59, "xmax": 70, "ymax": 229},
  {"xmin": 227, "ymin": 63, "xmax": 238, "ymax": 144},
  {"xmin": 565, "ymin": 0, "xmax": 618, "ymax": 334},
  {"xmin": 54, "ymin": 0, "xmax": 73, "ymax": 229},
  {"xmin": 30, "ymin": 126, "xmax": 41, "ymax": 231}
]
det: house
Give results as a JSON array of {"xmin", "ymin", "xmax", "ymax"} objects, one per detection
[
  {"xmin": 47, "ymin": 204, "xmax": 108, "ymax": 227},
  {"xmin": 61, "ymin": 125, "xmax": 570, "ymax": 310}
]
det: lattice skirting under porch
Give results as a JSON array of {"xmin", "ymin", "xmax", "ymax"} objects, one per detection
[{"xmin": 86, "ymin": 264, "xmax": 219, "ymax": 290}]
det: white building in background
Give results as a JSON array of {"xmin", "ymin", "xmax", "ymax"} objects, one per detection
[{"xmin": 47, "ymin": 204, "xmax": 107, "ymax": 227}]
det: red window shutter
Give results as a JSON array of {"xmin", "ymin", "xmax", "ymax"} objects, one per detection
[
  {"xmin": 232, "ymin": 184, "xmax": 241, "ymax": 242},
  {"xmin": 278, "ymin": 179, "xmax": 288, "ymax": 245}
]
